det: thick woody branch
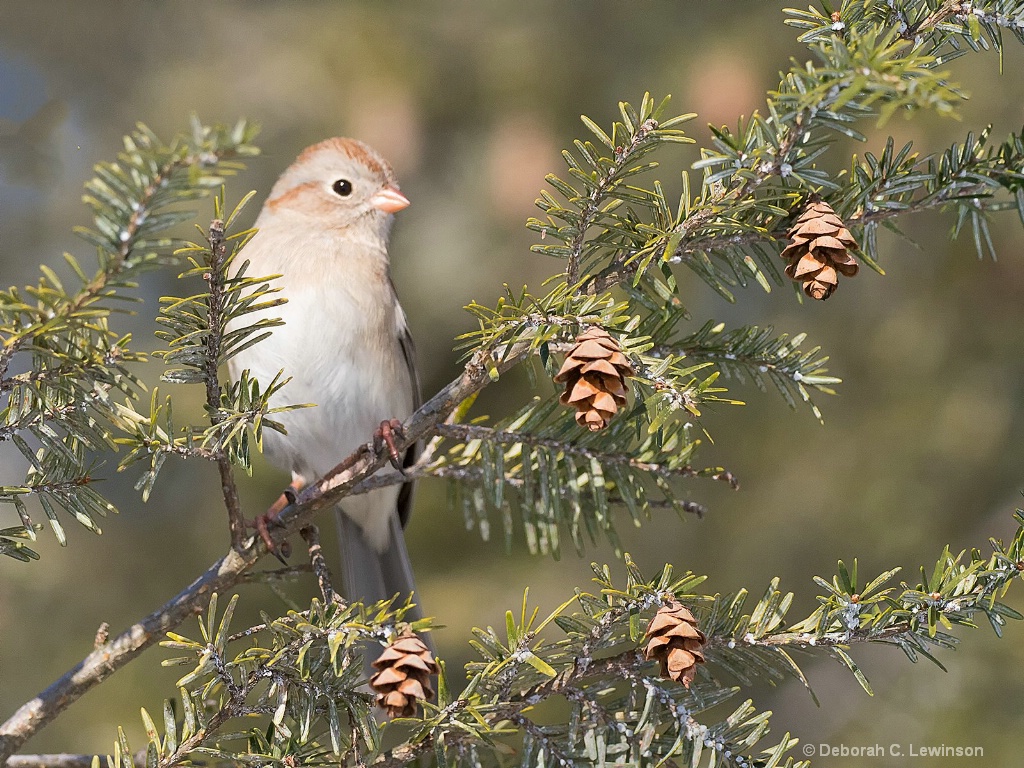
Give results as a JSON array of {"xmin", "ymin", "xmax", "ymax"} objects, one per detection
[
  {"xmin": 0, "ymin": 545, "xmax": 250, "ymax": 766},
  {"xmin": 0, "ymin": 343, "xmax": 530, "ymax": 766}
]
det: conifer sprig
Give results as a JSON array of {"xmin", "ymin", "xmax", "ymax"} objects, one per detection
[
  {"xmin": 787, "ymin": 0, "xmax": 1024, "ymax": 58},
  {"xmin": 643, "ymin": 123, "xmax": 1024, "ymax": 274},
  {"xmin": 453, "ymin": 282, "xmax": 732, "ymax": 553},
  {"xmin": 117, "ymin": 193, "xmax": 304, "ymax": 533},
  {"xmin": 85, "ymin": 515, "xmax": 1023, "ymax": 768},
  {"xmin": 671, "ymin": 321, "xmax": 839, "ymax": 421},
  {"xmin": 527, "ymin": 93, "xmax": 696, "ymax": 288},
  {"xmin": 0, "ymin": 120, "xmax": 258, "ymax": 557},
  {"xmin": 425, "ymin": 420, "xmax": 735, "ymax": 556}
]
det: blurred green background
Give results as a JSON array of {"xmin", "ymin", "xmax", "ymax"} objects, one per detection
[{"xmin": 2, "ymin": 2, "xmax": 1024, "ymax": 765}]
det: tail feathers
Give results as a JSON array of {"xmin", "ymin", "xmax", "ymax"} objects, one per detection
[
  {"xmin": 336, "ymin": 508, "xmax": 425, "ymax": 625},
  {"xmin": 336, "ymin": 507, "xmax": 435, "ymax": 686}
]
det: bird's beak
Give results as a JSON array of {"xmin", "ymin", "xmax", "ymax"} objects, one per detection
[{"xmin": 370, "ymin": 186, "xmax": 410, "ymax": 213}]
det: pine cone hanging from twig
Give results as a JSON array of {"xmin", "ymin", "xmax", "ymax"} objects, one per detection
[
  {"xmin": 781, "ymin": 199, "xmax": 859, "ymax": 300},
  {"xmin": 369, "ymin": 629, "xmax": 438, "ymax": 718},
  {"xmin": 554, "ymin": 328, "xmax": 634, "ymax": 431},
  {"xmin": 643, "ymin": 599, "xmax": 706, "ymax": 687}
]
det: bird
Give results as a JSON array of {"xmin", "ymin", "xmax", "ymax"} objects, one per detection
[{"xmin": 227, "ymin": 137, "xmax": 422, "ymax": 618}]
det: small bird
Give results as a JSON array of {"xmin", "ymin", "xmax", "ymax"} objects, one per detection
[{"xmin": 228, "ymin": 137, "xmax": 422, "ymax": 616}]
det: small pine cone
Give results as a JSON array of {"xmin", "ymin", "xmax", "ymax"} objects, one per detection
[
  {"xmin": 643, "ymin": 599, "xmax": 706, "ymax": 688},
  {"xmin": 369, "ymin": 629, "xmax": 438, "ymax": 718},
  {"xmin": 780, "ymin": 199, "xmax": 859, "ymax": 300},
  {"xmin": 554, "ymin": 328, "xmax": 634, "ymax": 431}
]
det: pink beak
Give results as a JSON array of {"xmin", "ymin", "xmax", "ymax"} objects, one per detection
[{"xmin": 370, "ymin": 186, "xmax": 410, "ymax": 213}]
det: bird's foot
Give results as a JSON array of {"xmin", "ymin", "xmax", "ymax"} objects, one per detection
[
  {"xmin": 250, "ymin": 479, "xmax": 303, "ymax": 561},
  {"xmin": 374, "ymin": 418, "xmax": 407, "ymax": 472}
]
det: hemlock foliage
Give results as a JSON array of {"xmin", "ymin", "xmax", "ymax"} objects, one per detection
[{"xmin": 3, "ymin": 3, "xmax": 1024, "ymax": 767}]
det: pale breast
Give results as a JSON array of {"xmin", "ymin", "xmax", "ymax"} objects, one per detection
[{"xmin": 227, "ymin": 219, "xmax": 415, "ymax": 481}]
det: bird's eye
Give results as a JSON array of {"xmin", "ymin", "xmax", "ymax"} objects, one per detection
[{"xmin": 332, "ymin": 179, "xmax": 353, "ymax": 197}]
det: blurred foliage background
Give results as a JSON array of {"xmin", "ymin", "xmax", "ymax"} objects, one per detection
[{"xmin": 2, "ymin": 1, "xmax": 1024, "ymax": 765}]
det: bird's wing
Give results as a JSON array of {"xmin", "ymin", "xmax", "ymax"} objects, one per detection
[{"xmin": 394, "ymin": 286, "xmax": 421, "ymax": 529}]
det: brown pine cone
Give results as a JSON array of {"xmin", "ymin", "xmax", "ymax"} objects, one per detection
[
  {"xmin": 643, "ymin": 599, "xmax": 706, "ymax": 688},
  {"xmin": 554, "ymin": 328, "xmax": 634, "ymax": 431},
  {"xmin": 369, "ymin": 629, "xmax": 438, "ymax": 718},
  {"xmin": 780, "ymin": 199, "xmax": 859, "ymax": 300}
]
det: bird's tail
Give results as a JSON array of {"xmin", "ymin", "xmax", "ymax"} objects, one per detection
[{"xmin": 335, "ymin": 508, "xmax": 424, "ymax": 625}]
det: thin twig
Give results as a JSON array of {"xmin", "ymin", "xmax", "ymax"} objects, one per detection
[
  {"xmin": 0, "ymin": 402, "xmax": 84, "ymax": 442},
  {"xmin": 375, "ymin": 462, "xmax": 711, "ymax": 518},
  {"xmin": 299, "ymin": 525, "xmax": 343, "ymax": 605},
  {"xmin": 566, "ymin": 118, "xmax": 659, "ymax": 286},
  {"xmin": 0, "ymin": 615, "xmax": 928, "ymax": 768},
  {"xmin": 0, "ymin": 357, "xmax": 114, "ymax": 394},
  {"xmin": 433, "ymin": 422, "xmax": 739, "ymax": 489},
  {"xmin": 903, "ymin": 0, "xmax": 965, "ymax": 39},
  {"xmin": 203, "ymin": 219, "xmax": 247, "ymax": 551},
  {"xmin": 372, "ymin": 603, "xmax": 980, "ymax": 768},
  {"xmin": 236, "ymin": 564, "xmax": 312, "ymax": 584},
  {"xmin": 668, "ymin": 179, "xmax": 1014, "ymax": 264},
  {"xmin": 157, "ymin": 670, "xmax": 263, "ymax": 768},
  {"xmin": 706, "ymin": 622, "xmax": 919, "ymax": 651}
]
